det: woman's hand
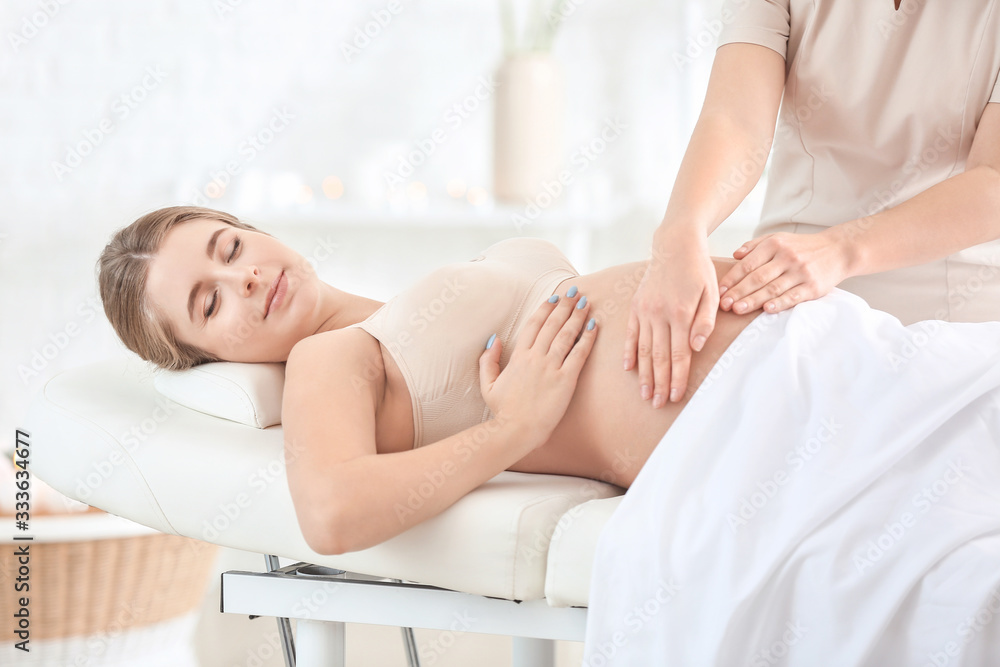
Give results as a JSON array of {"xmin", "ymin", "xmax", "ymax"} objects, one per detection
[
  {"xmin": 624, "ymin": 226, "xmax": 719, "ymax": 408},
  {"xmin": 479, "ymin": 288, "xmax": 597, "ymax": 448},
  {"xmin": 718, "ymin": 228, "xmax": 854, "ymax": 314}
]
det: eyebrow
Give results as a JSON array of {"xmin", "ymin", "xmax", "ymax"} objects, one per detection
[{"xmin": 187, "ymin": 227, "xmax": 227, "ymax": 323}]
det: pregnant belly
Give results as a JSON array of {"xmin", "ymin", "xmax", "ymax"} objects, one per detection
[{"xmin": 505, "ymin": 259, "xmax": 762, "ymax": 489}]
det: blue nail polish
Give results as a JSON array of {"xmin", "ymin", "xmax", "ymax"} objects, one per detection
[
  {"xmin": 548, "ymin": 294, "xmax": 559, "ymax": 303},
  {"xmin": 587, "ymin": 317, "xmax": 596, "ymax": 330},
  {"xmin": 576, "ymin": 295, "xmax": 588, "ymax": 309},
  {"xmin": 486, "ymin": 333, "xmax": 496, "ymax": 349},
  {"xmin": 567, "ymin": 285, "xmax": 578, "ymax": 298}
]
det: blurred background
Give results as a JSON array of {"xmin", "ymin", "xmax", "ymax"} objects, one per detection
[{"xmin": 1, "ymin": 0, "xmax": 766, "ymax": 664}]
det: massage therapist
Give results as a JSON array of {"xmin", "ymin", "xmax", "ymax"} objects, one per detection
[{"xmin": 625, "ymin": 0, "xmax": 1000, "ymax": 409}]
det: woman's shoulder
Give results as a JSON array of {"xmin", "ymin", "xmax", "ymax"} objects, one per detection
[{"xmin": 286, "ymin": 327, "xmax": 384, "ymax": 388}]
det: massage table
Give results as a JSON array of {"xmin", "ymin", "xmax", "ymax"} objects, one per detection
[{"xmin": 23, "ymin": 354, "xmax": 626, "ymax": 667}]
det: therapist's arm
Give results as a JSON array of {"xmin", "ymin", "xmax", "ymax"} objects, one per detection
[
  {"xmin": 625, "ymin": 42, "xmax": 785, "ymax": 408},
  {"xmin": 719, "ymin": 103, "xmax": 1000, "ymax": 315},
  {"xmin": 837, "ymin": 103, "xmax": 1000, "ymax": 276}
]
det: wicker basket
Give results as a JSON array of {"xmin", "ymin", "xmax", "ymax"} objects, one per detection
[{"xmin": 0, "ymin": 527, "xmax": 217, "ymax": 643}]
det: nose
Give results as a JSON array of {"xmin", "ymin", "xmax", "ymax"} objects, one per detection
[{"xmin": 240, "ymin": 264, "xmax": 261, "ymax": 296}]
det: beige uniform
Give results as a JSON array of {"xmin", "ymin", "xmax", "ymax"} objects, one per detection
[{"xmin": 718, "ymin": 0, "xmax": 1000, "ymax": 324}]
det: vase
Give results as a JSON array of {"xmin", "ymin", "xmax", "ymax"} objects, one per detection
[{"xmin": 492, "ymin": 52, "xmax": 565, "ymax": 205}]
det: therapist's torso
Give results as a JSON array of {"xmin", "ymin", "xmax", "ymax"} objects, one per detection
[{"xmin": 719, "ymin": 0, "xmax": 1000, "ymax": 324}]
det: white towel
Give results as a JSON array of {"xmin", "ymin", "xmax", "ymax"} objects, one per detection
[{"xmin": 583, "ymin": 288, "xmax": 1000, "ymax": 666}]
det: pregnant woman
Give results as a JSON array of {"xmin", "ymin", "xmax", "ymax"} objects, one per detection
[
  {"xmin": 97, "ymin": 205, "xmax": 763, "ymax": 555},
  {"xmin": 99, "ymin": 205, "xmax": 1000, "ymax": 663}
]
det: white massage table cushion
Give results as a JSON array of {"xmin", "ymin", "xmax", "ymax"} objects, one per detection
[
  {"xmin": 154, "ymin": 361, "xmax": 284, "ymax": 428},
  {"xmin": 26, "ymin": 355, "xmax": 626, "ymax": 603}
]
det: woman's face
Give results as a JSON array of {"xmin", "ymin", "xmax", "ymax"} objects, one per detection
[{"xmin": 146, "ymin": 218, "xmax": 323, "ymax": 363}]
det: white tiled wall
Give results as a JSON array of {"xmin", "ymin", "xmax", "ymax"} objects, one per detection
[{"xmin": 2, "ymin": 1, "xmax": 764, "ymax": 664}]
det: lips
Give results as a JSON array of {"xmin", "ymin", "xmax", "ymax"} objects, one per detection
[{"xmin": 264, "ymin": 270, "xmax": 284, "ymax": 319}]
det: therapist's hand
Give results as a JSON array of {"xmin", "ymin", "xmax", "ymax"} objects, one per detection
[
  {"xmin": 625, "ymin": 226, "xmax": 719, "ymax": 408},
  {"xmin": 718, "ymin": 228, "xmax": 853, "ymax": 314}
]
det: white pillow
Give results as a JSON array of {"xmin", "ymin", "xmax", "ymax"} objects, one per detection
[{"xmin": 153, "ymin": 362, "xmax": 285, "ymax": 428}]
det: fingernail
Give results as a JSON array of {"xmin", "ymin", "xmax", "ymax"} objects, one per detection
[
  {"xmin": 641, "ymin": 384, "xmax": 651, "ymax": 400},
  {"xmin": 737, "ymin": 245, "xmax": 747, "ymax": 253},
  {"xmin": 670, "ymin": 387, "xmax": 682, "ymax": 402},
  {"xmin": 624, "ymin": 358, "xmax": 631, "ymax": 370},
  {"xmin": 567, "ymin": 285, "xmax": 578, "ymax": 297},
  {"xmin": 548, "ymin": 294, "xmax": 559, "ymax": 303},
  {"xmin": 721, "ymin": 297, "xmax": 733, "ymax": 309},
  {"xmin": 736, "ymin": 301, "xmax": 747, "ymax": 313},
  {"xmin": 486, "ymin": 333, "xmax": 496, "ymax": 349},
  {"xmin": 693, "ymin": 335, "xmax": 706, "ymax": 351},
  {"xmin": 587, "ymin": 317, "xmax": 596, "ymax": 330},
  {"xmin": 576, "ymin": 295, "xmax": 588, "ymax": 309},
  {"xmin": 719, "ymin": 285, "xmax": 728, "ymax": 295}
]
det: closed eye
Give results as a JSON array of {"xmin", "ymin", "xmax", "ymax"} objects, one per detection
[{"xmin": 205, "ymin": 236, "xmax": 242, "ymax": 319}]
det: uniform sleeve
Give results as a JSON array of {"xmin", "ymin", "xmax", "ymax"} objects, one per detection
[
  {"xmin": 717, "ymin": 0, "xmax": 791, "ymax": 60},
  {"xmin": 991, "ymin": 68, "xmax": 1000, "ymax": 104}
]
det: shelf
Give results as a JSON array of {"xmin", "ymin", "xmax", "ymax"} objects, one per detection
[{"xmin": 238, "ymin": 196, "xmax": 634, "ymax": 230}]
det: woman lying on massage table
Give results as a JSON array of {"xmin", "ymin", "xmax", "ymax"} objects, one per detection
[{"xmin": 96, "ymin": 205, "xmax": 809, "ymax": 555}]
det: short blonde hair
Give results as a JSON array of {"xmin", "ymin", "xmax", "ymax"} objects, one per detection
[{"xmin": 97, "ymin": 205, "xmax": 273, "ymax": 371}]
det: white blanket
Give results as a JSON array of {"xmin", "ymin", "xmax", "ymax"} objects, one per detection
[{"xmin": 583, "ymin": 288, "xmax": 1000, "ymax": 666}]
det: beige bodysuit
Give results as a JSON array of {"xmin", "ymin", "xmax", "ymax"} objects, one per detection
[{"xmin": 346, "ymin": 238, "xmax": 579, "ymax": 449}]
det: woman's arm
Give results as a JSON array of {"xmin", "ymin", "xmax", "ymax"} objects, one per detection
[
  {"xmin": 718, "ymin": 103, "xmax": 1000, "ymax": 315},
  {"xmin": 314, "ymin": 417, "xmax": 537, "ymax": 555},
  {"xmin": 625, "ymin": 42, "xmax": 785, "ymax": 408},
  {"xmin": 284, "ymin": 288, "xmax": 596, "ymax": 555}
]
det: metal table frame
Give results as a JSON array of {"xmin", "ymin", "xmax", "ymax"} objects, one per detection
[{"xmin": 220, "ymin": 555, "xmax": 588, "ymax": 667}]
